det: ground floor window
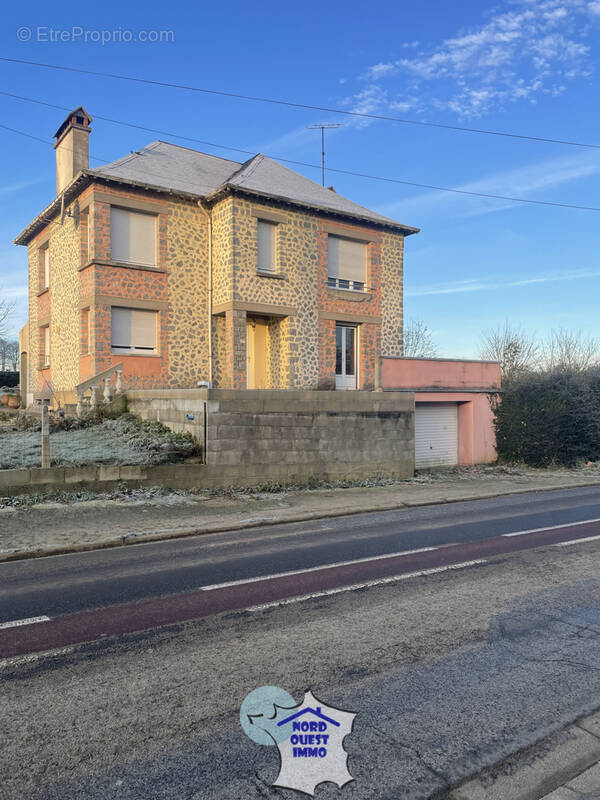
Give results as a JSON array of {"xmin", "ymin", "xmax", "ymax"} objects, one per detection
[
  {"xmin": 335, "ymin": 324, "xmax": 357, "ymax": 390},
  {"xmin": 111, "ymin": 307, "xmax": 158, "ymax": 354}
]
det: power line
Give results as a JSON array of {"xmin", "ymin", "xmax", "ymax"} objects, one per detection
[
  {"xmin": 1, "ymin": 55, "xmax": 600, "ymax": 151},
  {"xmin": 2, "ymin": 109, "xmax": 600, "ymax": 214}
]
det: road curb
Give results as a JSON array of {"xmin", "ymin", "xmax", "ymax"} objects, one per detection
[
  {"xmin": 1, "ymin": 479, "xmax": 600, "ymax": 563},
  {"xmin": 449, "ymin": 709, "xmax": 600, "ymax": 800}
]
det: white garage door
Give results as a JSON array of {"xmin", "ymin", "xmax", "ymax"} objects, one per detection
[{"xmin": 415, "ymin": 403, "xmax": 458, "ymax": 468}]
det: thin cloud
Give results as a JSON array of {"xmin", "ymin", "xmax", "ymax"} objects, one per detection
[
  {"xmin": 379, "ymin": 149, "xmax": 600, "ymax": 217},
  {"xmin": 356, "ymin": 0, "xmax": 599, "ymax": 117},
  {"xmin": 407, "ymin": 268, "xmax": 600, "ymax": 297}
]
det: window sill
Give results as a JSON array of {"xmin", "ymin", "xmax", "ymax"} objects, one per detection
[
  {"xmin": 110, "ymin": 351, "xmax": 161, "ymax": 358},
  {"xmin": 79, "ymin": 259, "xmax": 165, "ymax": 273},
  {"xmin": 37, "ymin": 287, "xmax": 49, "ymax": 297},
  {"xmin": 256, "ymin": 270, "xmax": 285, "ymax": 280},
  {"xmin": 326, "ymin": 287, "xmax": 372, "ymax": 302},
  {"xmin": 38, "ymin": 364, "xmax": 51, "ymax": 371}
]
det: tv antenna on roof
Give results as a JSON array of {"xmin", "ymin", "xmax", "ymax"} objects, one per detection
[{"xmin": 307, "ymin": 123, "xmax": 341, "ymax": 186}]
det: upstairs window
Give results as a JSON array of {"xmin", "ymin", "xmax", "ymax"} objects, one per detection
[
  {"xmin": 257, "ymin": 219, "xmax": 277, "ymax": 274},
  {"xmin": 39, "ymin": 245, "xmax": 50, "ymax": 290},
  {"xmin": 111, "ymin": 307, "xmax": 157, "ymax": 354},
  {"xmin": 327, "ymin": 235, "xmax": 367, "ymax": 292},
  {"xmin": 110, "ymin": 207, "xmax": 156, "ymax": 267}
]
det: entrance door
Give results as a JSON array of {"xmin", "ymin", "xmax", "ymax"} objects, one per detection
[
  {"xmin": 246, "ymin": 319, "xmax": 269, "ymax": 389},
  {"xmin": 335, "ymin": 324, "xmax": 357, "ymax": 390}
]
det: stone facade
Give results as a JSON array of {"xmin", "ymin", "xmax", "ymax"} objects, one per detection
[{"xmin": 20, "ymin": 179, "xmax": 410, "ymax": 403}]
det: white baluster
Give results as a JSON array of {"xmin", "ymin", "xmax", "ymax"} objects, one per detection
[
  {"xmin": 103, "ymin": 377, "xmax": 112, "ymax": 403},
  {"xmin": 76, "ymin": 388, "xmax": 84, "ymax": 417},
  {"xmin": 90, "ymin": 386, "xmax": 98, "ymax": 409},
  {"xmin": 115, "ymin": 368, "xmax": 123, "ymax": 394}
]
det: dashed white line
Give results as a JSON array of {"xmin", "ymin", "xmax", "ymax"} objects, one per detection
[
  {"xmin": 244, "ymin": 559, "xmax": 487, "ymax": 612},
  {"xmin": 200, "ymin": 546, "xmax": 440, "ymax": 590},
  {"xmin": 0, "ymin": 615, "xmax": 51, "ymax": 630},
  {"xmin": 553, "ymin": 534, "xmax": 600, "ymax": 548},
  {"xmin": 502, "ymin": 518, "xmax": 600, "ymax": 538}
]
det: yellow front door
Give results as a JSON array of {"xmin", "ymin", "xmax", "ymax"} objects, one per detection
[{"xmin": 246, "ymin": 319, "xmax": 268, "ymax": 389}]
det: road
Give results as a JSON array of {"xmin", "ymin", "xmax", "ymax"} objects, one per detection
[{"xmin": 3, "ymin": 486, "xmax": 600, "ymax": 798}]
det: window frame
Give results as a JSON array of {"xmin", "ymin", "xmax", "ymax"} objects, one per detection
[
  {"xmin": 326, "ymin": 234, "xmax": 368, "ymax": 293},
  {"xmin": 256, "ymin": 218, "xmax": 278, "ymax": 275},
  {"xmin": 110, "ymin": 306, "xmax": 159, "ymax": 356},
  {"xmin": 110, "ymin": 206, "xmax": 158, "ymax": 268}
]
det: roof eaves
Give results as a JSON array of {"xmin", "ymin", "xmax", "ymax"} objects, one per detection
[
  {"xmin": 14, "ymin": 172, "xmax": 90, "ymax": 246},
  {"xmin": 14, "ymin": 170, "xmax": 207, "ymax": 246},
  {"xmin": 206, "ymin": 182, "xmax": 419, "ymax": 234}
]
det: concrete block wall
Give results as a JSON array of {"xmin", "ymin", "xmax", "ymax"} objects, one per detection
[{"xmin": 128, "ymin": 388, "xmax": 415, "ymax": 482}]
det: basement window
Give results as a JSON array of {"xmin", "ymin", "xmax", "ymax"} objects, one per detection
[{"xmin": 111, "ymin": 307, "xmax": 158, "ymax": 355}]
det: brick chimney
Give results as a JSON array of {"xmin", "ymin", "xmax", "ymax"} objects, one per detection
[{"xmin": 53, "ymin": 106, "xmax": 92, "ymax": 194}]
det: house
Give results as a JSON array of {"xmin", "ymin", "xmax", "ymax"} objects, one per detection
[
  {"xmin": 15, "ymin": 106, "xmax": 500, "ymax": 480},
  {"xmin": 16, "ymin": 107, "xmax": 419, "ymax": 408}
]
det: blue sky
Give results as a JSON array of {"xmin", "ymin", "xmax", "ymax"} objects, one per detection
[{"xmin": 1, "ymin": 0, "xmax": 600, "ymax": 356}]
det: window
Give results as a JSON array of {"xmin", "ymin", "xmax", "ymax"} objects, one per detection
[
  {"xmin": 327, "ymin": 235, "xmax": 367, "ymax": 292},
  {"xmin": 111, "ymin": 307, "xmax": 157, "ymax": 354},
  {"xmin": 39, "ymin": 245, "xmax": 50, "ymax": 290},
  {"xmin": 81, "ymin": 309, "xmax": 91, "ymax": 354},
  {"xmin": 110, "ymin": 207, "xmax": 156, "ymax": 267},
  {"xmin": 41, "ymin": 326, "xmax": 50, "ymax": 367},
  {"xmin": 257, "ymin": 219, "xmax": 277, "ymax": 274}
]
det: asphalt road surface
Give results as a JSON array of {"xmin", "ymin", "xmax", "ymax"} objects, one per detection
[{"xmin": 4, "ymin": 487, "xmax": 600, "ymax": 799}]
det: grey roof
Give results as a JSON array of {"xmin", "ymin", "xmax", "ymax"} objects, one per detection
[
  {"xmin": 89, "ymin": 141, "xmax": 417, "ymax": 232},
  {"xmin": 88, "ymin": 141, "xmax": 241, "ymax": 197},
  {"xmin": 16, "ymin": 140, "xmax": 418, "ymax": 245}
]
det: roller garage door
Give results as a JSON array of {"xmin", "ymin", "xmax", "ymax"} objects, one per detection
[{"xmin": 415, "ymin": 403, "xmax": 458, "ymax": 468}]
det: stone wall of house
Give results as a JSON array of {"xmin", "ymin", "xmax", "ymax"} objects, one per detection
[
  {"xmin": 166, "ymin": 200, "xmax": 210, "ymax": 387},
  {"xmin": 380, "ymin": 231, "xmax": 405, "ymax": 357}
]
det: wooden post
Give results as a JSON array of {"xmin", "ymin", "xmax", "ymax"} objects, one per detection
[{"xmin": 41, "ymin": 403, "xmax": 50, "ymax": 468}]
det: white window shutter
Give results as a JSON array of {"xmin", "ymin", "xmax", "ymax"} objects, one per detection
[
  {"xmin": 131, "ymin": 310, "xmax": 157, "ymax": 350},
  {"xmin": 44, "ymin": 327, "xmax": 50, "ymax": 363},
  {"xmin": 257, "ymin": 220, "xmax": 276, "ymax": 272},
  {"xmin": 111, "ymin": 207, "xmax": 156, "ymax": 266},
  {"xmin": 44, "ymin": 248, "xmax": 50, "ymax": 287},
  {"xmin": 111, "ymin": 308, "xmax": 132, "ymax": 349},
  {"xmin": 327, "ymin": 236, "xmax": 366, "ymax": 283}
]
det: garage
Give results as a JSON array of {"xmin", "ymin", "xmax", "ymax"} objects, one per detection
[{"xmin": 415, "ymin": 402, "xmax": 458, "ymax": 468}]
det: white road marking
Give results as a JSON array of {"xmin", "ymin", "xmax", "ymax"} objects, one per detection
[
  {"xmin": 0, "ymin": 615, "xmax": 51, "ymax": 630},
  {"xmin": 502, "ymin": 517, "xmax": 600, "ymax": 538},
  {"xmin": 553, "ymin": 534, "xmax": 600, "ymax": 548},
  {"xmin": 200, "ymin": 546, "xmax": 440, "ymax": 590},
  {"xmin": 244, "ymin": 560, "xmax": 487, "ymax": 612}
]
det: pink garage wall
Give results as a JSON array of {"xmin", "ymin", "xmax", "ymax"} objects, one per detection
[
  {"xmin": 381, "ymin": 356, "xmax": 501, "ymax": 391},
  {"xmin": 380, "ymin": 357, "xmax": 501, "ymax": 465}
]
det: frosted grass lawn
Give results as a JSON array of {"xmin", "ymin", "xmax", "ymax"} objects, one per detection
[{"xmin": 0, "ymin": 415, "xmax": 198, "ymax": 470}]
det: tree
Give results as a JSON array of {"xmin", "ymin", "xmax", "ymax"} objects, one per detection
[
  {"xmin": 542, "ymin": 328, "xmax": 600, "ymax": 374},
  {"xmin": 478, "ymin": 321, "xmax": 540, "ymax": 383},
  {"xmin": 4, "ymin": 340, "xmax": 19, "ymax": 372},
  {"xmin": 403, "ymin": 319, "xmax": 439, "ymax": 358},
  {"xmin": 0, "ymin": 291, "xmax": 14, "ymax": 341}
]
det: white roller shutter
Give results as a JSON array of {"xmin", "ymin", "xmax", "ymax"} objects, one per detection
[
  {"xmin": 111, "ymin": 308, "xmax": 157, "ymax": 353},
  {"xmin": 111, "ymin": 207, "xmax": 156, "ymax": 267},
  {"xmin": 257, "ymin": 220, "xmax": 277, "ymax": 273},
  {"xmin": 415, "ymin": 403, "xmax": 458, "ymax": 468},
  {"xmin": 327, "ymin": 236, "xmax": 366, "ymax": 283}
]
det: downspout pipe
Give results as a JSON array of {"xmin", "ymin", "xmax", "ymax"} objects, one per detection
[{"xmin": 197, "ymin": 200, "xmax": 213, "ymax": 386}]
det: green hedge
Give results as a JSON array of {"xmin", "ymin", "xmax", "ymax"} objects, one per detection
[
  {"xmin": 0, "ymin": 372, "xmax": 19, "ymax": 388},
  {"xmin": 493, "ymin": 371, "xmax": 600, "ymax": 467}
]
